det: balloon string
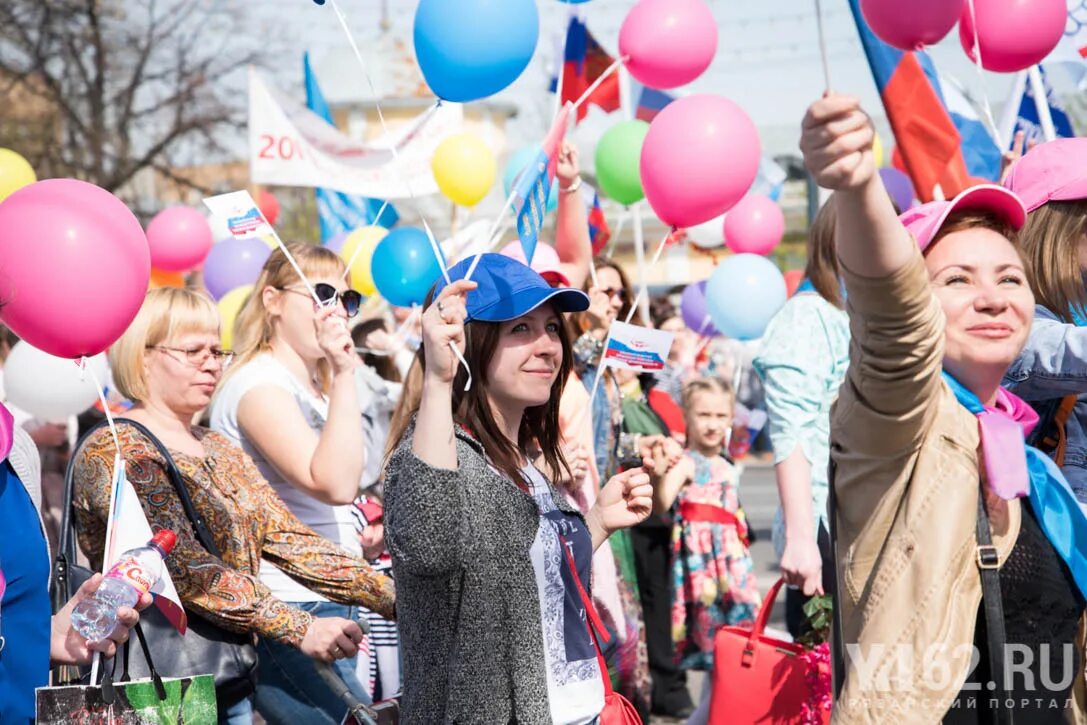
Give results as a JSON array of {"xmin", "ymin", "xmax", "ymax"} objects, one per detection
[
  {"xmin": 813, "ymin": 0, "xmax": 832, "ymax": 91},
  {"xmin": 624, "ymin": 228, "xmax": 671, "ymax": 325},
  {"xmin": 80, "ymin": 357, "xmax": 121, "ymax": 457},
  {"xmin": 326, "ymin": 0, "xmax": 451, "ymax": 285},
  {"xmin": 340, "ymin": 199, "xmax": 392, "ymax": 281},
  {"xmin": 965, "ymin": 0, "xmax": 1000, "ymax": 143},
  {"xmin": 571, "ymin": 58, "xmax": 626, "ymax": 113},
  {"xmin": 463, "ymin": 187, "xmax": 520, "ymax": 283}
]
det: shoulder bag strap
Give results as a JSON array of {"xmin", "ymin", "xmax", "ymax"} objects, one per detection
[
  {"xmin": 560, "ymin": 534, "xmax": 616, "ymax": 698},
  {"xmin": 977, "ymin": 491, "xmax": 1014, "ymax": 725}
]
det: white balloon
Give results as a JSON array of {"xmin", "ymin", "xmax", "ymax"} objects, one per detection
[
  {"xmin": 4, "ymin": 342, "xmax": 108, "ymax": 420},
  {"xmin": 687, "ymin": 213, "xmax": 727, "ymax": 249}
]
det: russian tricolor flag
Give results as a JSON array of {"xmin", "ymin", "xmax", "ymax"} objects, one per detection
[
  {"xmin": 847, "ymin": 0, "xmax": 1001, "ymax": 199},
  {"xmin": 552, "ymin": 16, "xmax": 621, "ymax": 123}
]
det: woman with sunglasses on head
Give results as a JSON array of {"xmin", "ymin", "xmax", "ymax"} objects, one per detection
[
  {"xmin": 802, "ymin": 95, "xmax": 1087, "ymax": 722},
  {"xmin": 209, "ymin": 244, "xmax": 375, "ymax": 723},
  {"xmin": 72, "ymin": 288, "xmax": 394, "ymax": 725},
  {"xmin": 384, "ymin": 252, "xmax": 660, "ymax": 723}
]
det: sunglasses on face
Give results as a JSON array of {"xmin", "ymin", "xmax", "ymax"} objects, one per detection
[
  {"xmin": 279, "ymin": 283, "xmax": 362, "ymax": 318},
  {"xmin": 601, "ymin": 287, "xmax": 627, "ymax": 301}
]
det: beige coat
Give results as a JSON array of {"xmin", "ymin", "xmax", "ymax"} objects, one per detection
[{"xmin": 830, "ymin": 250, "xmax": 1087, "ymax": 724}]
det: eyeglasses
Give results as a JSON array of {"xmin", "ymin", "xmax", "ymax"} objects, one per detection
[
  {"xmin": 148, "ymin": 345, "xmax": 234, "ymax": 367},
  {"xmin": 601, "ymin": 287, "xmax": 627, "ymax": 301},
  {"xmin": 278, "ymin": 283, "xmax": 362, "ymax": 318}
]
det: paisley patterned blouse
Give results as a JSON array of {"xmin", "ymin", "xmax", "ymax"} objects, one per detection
[{"xmin": 72, "ymin": 424, "xmax": 395, "ymax": 648}]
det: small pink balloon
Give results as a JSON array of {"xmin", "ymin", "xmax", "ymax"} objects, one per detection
[
  {"xmin": 959, "ymin": 0, "xmax": 1066, "ymax": 73},
  {"xmin": 0, "ymin": 179, "xmax": 150, "ymax": 358},
  {"xmin": 724, "ymin": 195, "xmax": 785, "ymax": 256},
  {"xmin": 640, "ymin": 94, "xmax": 760, "ymax": 229},
  {"xmin": 145, "ymin": 206, "xmax": 214, "ymax": 272},
  {"xmin": 860, "ymin": 0, "xmax": 963, "ymax": 51},
  {"xmin": 619, "ymin": 0, "xmax": 717, "ymax": 90}
]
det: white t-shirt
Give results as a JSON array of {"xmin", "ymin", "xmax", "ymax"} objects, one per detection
[
  {"xmin": 524, "ymin": 464, "xmax": 605, "ymax": 725},
  {"xmin": 210, "ymin": 354, "xmax": 362, "ymax": 602}
]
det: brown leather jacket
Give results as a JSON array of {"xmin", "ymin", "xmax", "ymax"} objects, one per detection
[{"xmin": 830, "ymin": 250, "xmax": 1087, "ymax": 724}]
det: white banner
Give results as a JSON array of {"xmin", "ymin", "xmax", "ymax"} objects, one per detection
[{"xmin": 248, "ymin": 68, "xmax": 463, "ymax": 199}]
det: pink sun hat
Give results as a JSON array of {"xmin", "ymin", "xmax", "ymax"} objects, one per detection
[
  {"xmin": 498, "ymin": 241, "xmax": 571, "ymax": 287},
  {"xmin": 899, "ymin": 184, "xmax": 1027, "ymax": 252},
  {"xmin": 1002, "ymin": 138, "xmax": 1087, "ymax": 213}
]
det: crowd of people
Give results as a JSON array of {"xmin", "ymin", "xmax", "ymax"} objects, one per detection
[{"xmin": 6, "ymin": 92, "xmax": 1087, "ymax": 725}]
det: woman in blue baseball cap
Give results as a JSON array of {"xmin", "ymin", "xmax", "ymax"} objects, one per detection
[{"xmin": 383, "ymin": 252, "xmax": 661, "ymax": 723}]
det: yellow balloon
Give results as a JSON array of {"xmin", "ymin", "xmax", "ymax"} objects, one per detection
[
  {"xmin": 340, "ymin": 226, "xmax": 388, "ymax": 296},
  {"xmin": 217, "ymin": 285, "xmax": 254, "ymax": 349},
  {"xmin": 872, "ymin": 133, "xmax": 885, "ymax": 168},
  {"xmin": 431, "ymin": 133, "xmax": 496, "ymax": 207},
  {"xmin": 0, "ymin": 148, "xmax": 36, "ymax": 204},
  {"xmin": 258, "ymin": 234, "xmax": 278, "ymax": 249}
]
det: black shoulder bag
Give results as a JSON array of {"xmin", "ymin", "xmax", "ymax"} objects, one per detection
[{"xmin": 51, "ymin": 418, "xmax": 258, "ymax": 708}]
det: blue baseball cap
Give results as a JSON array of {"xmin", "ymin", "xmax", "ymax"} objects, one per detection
[{"xmin": 433, "ymin": 253, "xmax": 589, "ymax": 323}]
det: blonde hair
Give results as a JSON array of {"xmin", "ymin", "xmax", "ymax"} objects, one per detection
[
  {"xmin": 1019, "ymin": 199, "xmax": 1087, "ymax": 323},
  {"xmin": 109, "ymin": 288, "xmax": 220, "ymax": 403},
  {"xmin": 224, "ymin": 243, "xmax": 346, "ymax": 392},
  {"xmin": 682, "ymin": 376, "xmax": 734, "ymax": 414},
  {"xmin": 804, "ymin": 196, "xmax": 842, "ymax": 309}
]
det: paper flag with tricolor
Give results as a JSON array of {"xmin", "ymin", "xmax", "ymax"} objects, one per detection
[
  {"xmin": 602, "ymin": 321, "xmax": 675, "ymax": 373},
  {"xmin": 103, "ymin": 454, "xmax": 187, "ymax": 634},
  {"xmin": 203, "ymin": 190, "xmax": 275, "ymax": 241},
  {"xmin": 513, "ymin": 102, "xmax": 571, "ymax": 266}
]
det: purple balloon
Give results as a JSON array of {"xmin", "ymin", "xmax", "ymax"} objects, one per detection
[
  {"xmin": 203, "ymin": 237, "xmax": 273, "ymax": 301},
  {"xmin": 879, "ymin": 167, "xmax": 916, "ymax": 213},
  {"xmin": 680, "ymin": 281, "xmax": 719, "ymax": 336},
  {"xmin": 325, "ymin": 231, "xmax": 350, "ymax": 254}
]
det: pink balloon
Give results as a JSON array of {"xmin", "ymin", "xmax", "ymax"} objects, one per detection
[
  {"xmin": 860, "ymin": 0, "xmax": 963, "ymax": 51},
  {"xmin": 0, "ymin": 179, "xmax": 150, "ymax": 358},
  {"xmin": 724, "ymin": 195, "xmax": 785, "ymax": 256},
  {"xmin": 640, "ymin": 95, "xmax": 760, "ymax": 229},
  {"xmin": 145, "ymin": 206, "xmax": 214, "ymax": 272},
  {"xmin": 959, "ymin": 0, "xmax": 1066, "ymax": 73},
  {"xmin": 618, "ymin": 0, "xmax": 717, "ymax": 89}
]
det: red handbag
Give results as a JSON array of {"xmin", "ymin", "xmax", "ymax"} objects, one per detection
[
  {"xmin": 708, "ymin": 578, "xmax": 831, "ymax": 724},
  {"xmin": 562, "ymin": 539, "xmax": 641, "ymax": 725}
]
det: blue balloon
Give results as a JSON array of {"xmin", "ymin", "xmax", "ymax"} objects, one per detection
[
  {"xmin": 503, "ymin": 145, "xmax": 558, "ymax": 214},
  {"xmin": 371, "ymin": 227, "xmax": 444, "ymax": 307},
  {"xmin": 705, "ymin": 254, "xmax": 787, "ymax": 341},
  {"xmin": 414, "ymin": 0, "xmax": 539, "ymax": 103}
]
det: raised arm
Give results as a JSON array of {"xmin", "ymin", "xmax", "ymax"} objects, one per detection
[
  {"xmin": 554, "ymin": 141, "xmax": 592, "ymax": 290},
  {"xmin": 800, "ymin": 95, "xmax": 912, "ymax": 277},
  {"xmin": 237, "ymin": 306, "xmax": 365, "ymax": 506}
]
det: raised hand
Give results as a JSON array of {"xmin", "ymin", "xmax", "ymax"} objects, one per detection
[
  {"xmin": 421, "ymin": 279, "xmax": 477, "ymax": 385},
  {"xmin": 800, "ymin": 94, "xmax": 876, "ymax": 192}
]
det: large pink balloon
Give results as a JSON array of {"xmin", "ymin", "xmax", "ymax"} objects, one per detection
[
  {"xmin": 860, "ymin": 0, "xmax": 963, "ymax": 50},
  {"xmin": 724, "ymin": 195, "xmax": 785, "ymax": 256},
  {"xmin": 959, "ymin": 0, "xmax": 1066, "ymax": 73},
  {"xmin": 0, "ymin": 179, "xmax": 150, "ymax": 358},
  {"xmin": 640, "ymin": 95, "xmax": 760, "ymax": 229},
  {"xmin": 145, "ymin": 206, "xmax": 214, "ymax": 272},
  {"xmin": 618, "ymin": 0, "xmax": 717, "ymax": 89}
]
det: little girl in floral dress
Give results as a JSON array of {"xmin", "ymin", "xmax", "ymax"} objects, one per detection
[{"xmin": 653, "ymin": 377, "xmax": 761, "ymax": 671}]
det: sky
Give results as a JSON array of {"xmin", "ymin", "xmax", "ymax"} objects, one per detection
[{"xmin": 250, "ymin": 0, "xmax": 1020, "ymax": 158}]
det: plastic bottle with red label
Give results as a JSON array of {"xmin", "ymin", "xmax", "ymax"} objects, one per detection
[{"xmin": 71, "ymin": 530, "xmax": 176, "ymax": 642}]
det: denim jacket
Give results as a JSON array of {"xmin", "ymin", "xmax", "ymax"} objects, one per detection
[{"xmin": 1003, "ymin": 305, "xmax": 1087, "ymax": 503}]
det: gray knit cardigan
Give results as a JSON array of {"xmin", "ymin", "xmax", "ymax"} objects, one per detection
[{"xmin": 384, "ymin": 424, "xmax": 585, "ymax": 724}]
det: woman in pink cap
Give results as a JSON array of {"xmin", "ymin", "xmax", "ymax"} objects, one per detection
[
  {"xmin": 1002, "ymin": 140, "xmax": 1087, "ymax": 504},
  {"xmin": 801, "ymin": 95, "xmax": 1087, "ymax": 723}
]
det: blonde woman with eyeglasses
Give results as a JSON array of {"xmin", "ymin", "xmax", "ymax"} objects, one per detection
[{"xmin": 71, "ymin": 287, "xmax": 394, "ymax": 725}]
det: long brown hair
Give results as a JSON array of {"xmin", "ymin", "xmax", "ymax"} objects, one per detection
[
  {"xmin": 223, "ymin": 243, "xmax": 346, "ymax": 393},
  {"xmin": 386, "ymin": 302, "xmax": 574, "ymax": 488},
  {"xmin": 804, "ymin": 196, "xmax": 842, "ymax": 309},
  {"xmin": 1019, "ymin": 199, "xmax": 1087, "ymax": 323}
]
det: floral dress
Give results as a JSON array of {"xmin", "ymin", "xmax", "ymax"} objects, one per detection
[{"xmin": 670, "ymin": 450, "xmax": 761, "ymax": 671}]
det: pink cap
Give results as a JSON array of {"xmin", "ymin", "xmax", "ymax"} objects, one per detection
[
  {"xmin": 1003, "ymin": 138, "xmax": 1087, "ymax": 212},
  {"xmin": 899, "ymin": 184, "xmax": 1026, "ymax": 252},
  {"xmin": 498, "ymin": 241, "xmax": 571, "ymax": 288}
]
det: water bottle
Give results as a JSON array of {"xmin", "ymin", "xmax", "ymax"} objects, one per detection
[{"xmin": 71, "ymin": 530, "xmax": 177, "ymax": 642}]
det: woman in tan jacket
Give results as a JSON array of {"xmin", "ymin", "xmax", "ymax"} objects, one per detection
[{"xmin": 801, "ymin": 94, "xmax": 1087, "ymax": 724}]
